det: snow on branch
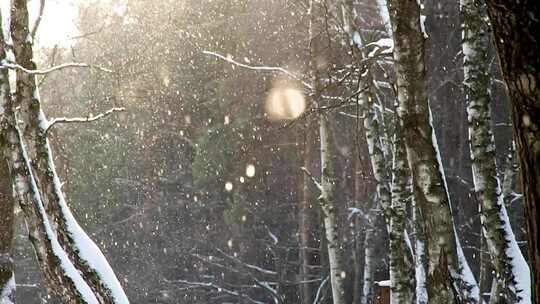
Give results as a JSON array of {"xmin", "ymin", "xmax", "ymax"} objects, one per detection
[
  {"xmin": 202, "ymin": 50, "xmax": 312, "ymax": 89},
  {"xmin": 300, "ymin": 167, "xmax": 323, "ymax": 192},
  {"xmin": 0, "ymin": 61, "xmax": 113, "ymax": 75},
  {"xmin": 45, "ymin": 107, "xmax": 125, "ymax": 133}
]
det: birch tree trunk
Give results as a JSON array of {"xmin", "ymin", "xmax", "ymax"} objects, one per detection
[
  {"xmin": 2, "ymin": 10, "xmax": 95, "ymax": 300},
  {"xmin": 462, "ymin": 0, "xmax": 530, "ymax": 302},
  {"xmin": 7, "ymin": 1, "xmax": 129, "ymax": 303},
  {"xmin": 482, "ymin": 3, "xmax": 540, "ymax": 301},
  {"xmin": 360, "ymin": 223, "xmax": 375, "ymax": 304},
  {"xmin": 318, "ymin": 114, "xmax": 347, "ymax": 304},
  {"xmin": 308, "ymin": 1, "xmax": 347, "ymax": 303},
  {"xmin": 389, "ymin": 129, "xmax": 415, "ymax": 304},
  {"xmin": 387, "ymin": 0, "xmax": 480, "ymax": 302},
  {"xmin": 413, "ymin": 194, "xmax": 428, "ymax": 304},
  {"xmin": 1, "ymin": 63, "xmax": 97, "ymax": 304}
]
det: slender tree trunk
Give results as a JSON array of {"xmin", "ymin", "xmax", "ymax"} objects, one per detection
[
  {"xmin": 462, "ymin": 0, "xmax": 530, "ymax": 302},
  {"xmin": 308, "ymin": 1, "xmax": 346, "ymax": 303},
  {"xmin": 361, "ymin": 224, "xmax": 375, "ymax": 304},
  {"xmin": 299, "ymin": 120, "xmax": 316, "ymax": 304},
  {"xmin": 389, "ymin": 130, "xmax": 415, "ymax": 304},
  {"xmin": 413, "ymin": 194, "xmax": 428, "ymax": 304},
  {"xmin": 318, "ymin": 114, "xmax": 347, "ymax": 304},
  {"xmin": 387, "ymin": 0, "xmax": 480, "ymax": 302},
  {"xmin": 483, "ymin": 3, "xmax": 540, "ymax": 301}
]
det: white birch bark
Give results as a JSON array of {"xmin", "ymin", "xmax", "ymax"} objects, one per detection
[
  {"xmin": 360, "ymin": 224, "xmax": 375, "ymax": 304},
  {"xmin": 318, "ymin": 115, "xmax": 347, "ymax": 304},
  {"xmin": 387, "ymin": 0, "xmax": 481, "ymax": 302},
  {"xmin": 462, "ymin": 0, "xmax": 530, "ymax": 302}
]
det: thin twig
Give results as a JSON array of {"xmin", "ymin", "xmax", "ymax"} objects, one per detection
[
  {"xmin": 45, "ymin": 107, "xmax": 125, "ymax": 134},
  {"xmin": 312, "ymin": 276, "xmax": 329, "ymax": 304},
  {"xmin": 1, "ymin": 61, "xmax": 113, "ymax": 75},
  {"xmin": 203, "ymin": 50, "xmax": 312, "ymax": 89}
]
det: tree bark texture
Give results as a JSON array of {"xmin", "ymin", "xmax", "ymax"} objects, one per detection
[
  {"xmin": 0, "ymin": 16, "xmax": 15, "ymax": 303},
  {"xmin": 389, "ymin": 131, "xmax": 415, "ymax": 304},
  {"xmin": 387, "ymin": 0, "xmax": 480, "ymax": 302}
]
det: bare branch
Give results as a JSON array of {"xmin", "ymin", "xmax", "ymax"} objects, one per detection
[
  {"xmin": 214, "ymin": 248, "xmax": 277, "ymax": 276},
  {"xmin": 300, "ymin": 167, "xmax": 323, "ymax": 192},
  {"xmin": 30, "ymin": 0, "xmax": 46, "ymax": 40},
  {"xmin": 202, "ymin": 50, "xmax": 312, "ymax": 89},
  {"xmin": 312, "ymin": 276, "xmax": 329, "ymax": 304},
  {"xmin": 1, "ymin": 61, "xmax": 113, "ymax": 75},
  {"xmin": 168, "ymin": 279, "xmax": 266, "ymax": 304},
  {"xmin": 45, "ymin": 107, "xmax": 125, "ymax": 133}
]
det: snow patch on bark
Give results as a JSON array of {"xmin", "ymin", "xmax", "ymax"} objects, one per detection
[
  {"xmin": 0, "ymin": 274, "xmax": 15, "ymax": 304},
  {"xmin": 16, "ymin": 126, "xmax": 99, "ymax": 304},
  {"xmin": 496, "ymin": 179, "xmax": 531, "ymax": 303},
  {"xmin": 44, "ymin": 136, "xmax": 130, "ymax": 303}
]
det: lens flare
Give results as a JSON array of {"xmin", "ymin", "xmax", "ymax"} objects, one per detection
[{"xmin": 265, "ymin": 79, "xmax": 306, "ymax": 120}]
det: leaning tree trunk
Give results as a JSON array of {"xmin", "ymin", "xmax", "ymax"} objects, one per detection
[
  {"xmin": 387, "ymin": 0, "xmax": 480, "ymax": 302},
  {"xmin": 483, "ymin": 2, "xmax": 540, "ymax": 302},
  {"xmin": 2, "ymin": 9, "xmax": 97, "ymax": 301},
  {"xmin": 8, "ymin": 1, "xmax": 129, "ymax": 303},
  {"xmin": 462, "ymin": 0, "xmax": 530, "ymax": 302}
]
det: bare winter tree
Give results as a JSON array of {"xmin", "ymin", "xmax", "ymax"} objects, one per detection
[{"xmin": 307, "ymin": 1, "xmax": 347, "ymax": 303}]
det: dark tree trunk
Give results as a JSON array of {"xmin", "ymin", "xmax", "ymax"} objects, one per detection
[
  {"xmin": 0, "ymin": 160, "xmax": 14, "ymax": 302},
  {"xmin": 484, "ymin": 1, "xmax": 540, "ymax": 302},
  {"xmin": 0, "ymin": 15, "xmax": 15, "ymax": 301},
  {"xmin": 299, "ymin": 120, "xmax": 318, "ymax": 304}
]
